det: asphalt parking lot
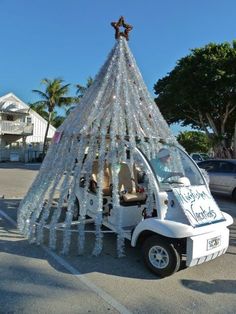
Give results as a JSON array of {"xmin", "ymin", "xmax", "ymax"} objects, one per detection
[{"xmin": 0, "ymin": 163, "xmax": 236, "ymax": 314}]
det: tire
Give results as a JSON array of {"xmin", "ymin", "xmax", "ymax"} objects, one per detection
[{"xmin": 142, "ymin": 235, "xmax": 181, "ymax": 277}]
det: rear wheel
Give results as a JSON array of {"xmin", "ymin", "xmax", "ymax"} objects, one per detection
[{"xmin": 142, "ymin": 235, "xmax": 181, "ymax": 277}]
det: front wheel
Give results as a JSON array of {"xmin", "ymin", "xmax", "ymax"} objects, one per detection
[{"xmin": 142, "ymin": 235, "xmax": 181, "ymax": 277}]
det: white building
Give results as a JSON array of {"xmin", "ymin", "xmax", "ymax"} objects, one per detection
[{"xmin": 0, "ymin": 93, "xmax": 56, "ymax": 162}]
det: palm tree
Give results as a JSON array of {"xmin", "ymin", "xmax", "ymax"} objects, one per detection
[
  {"xmin": 32, "ymin": 78, "xmax": 73, "ymax": 156},
  {"xmin": 66, "ymin": 77, "xmax": 94, "ymax": 116},
  {"xmin": 76, "ymin": 76, "xmax": 93, "ymax": 99}
]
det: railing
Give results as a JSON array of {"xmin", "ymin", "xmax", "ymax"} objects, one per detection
[
  {"xmin": 0, "ymin": 148, "xmax": 23, "ymax": 162},
  {"xmin": 0, "ymin": 148, "xmax": 43, "ymax": 162},
  {"xmin": 0, "ymin": 120, "xmax": 33, "ymax": 135}
]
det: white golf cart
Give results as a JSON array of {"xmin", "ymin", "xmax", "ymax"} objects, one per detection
[{"xmin": 74, "ymin": 142, "xmax": 233, "ymax": 277}]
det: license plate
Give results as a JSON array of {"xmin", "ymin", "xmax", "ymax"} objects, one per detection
[{"xmin": 207, "ymin": 236, "xmax": 221, "ymax": 250}]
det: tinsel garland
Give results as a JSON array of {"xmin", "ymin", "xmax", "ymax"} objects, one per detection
[
  {"xmin": 48, "ymin": 139, "xmax": 86, "ymax": 250},
  {"xmin": 91, "ymin": 131, "xmax": 106, "ymax": 256},
  {"xmin": 17, "ymin": 36, "xmax": 180, "ymax": 258},
  {"xmin": 77, "ymin": 132, "xmax": 99, "ymax": 255}
]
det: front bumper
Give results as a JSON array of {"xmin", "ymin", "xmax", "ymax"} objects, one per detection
[{"xmin": 186, "ymin": 227, "xmax": 230, "ymax": 267}]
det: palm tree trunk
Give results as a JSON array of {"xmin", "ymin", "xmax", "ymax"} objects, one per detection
[{"xmin": 42, "ymin": 112, "xmax": 52, "ymax": 157}]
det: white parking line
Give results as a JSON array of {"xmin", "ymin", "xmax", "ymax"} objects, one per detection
[{"xmin": 0, "ymin": 209, "xmax": 132, "ymax": 314}]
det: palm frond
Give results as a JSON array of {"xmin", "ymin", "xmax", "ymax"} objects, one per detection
[
  {"xmin": 30, "ymin": 100, "xmax": 48, "ymax": 108},
  {"xmin": 76, "ymin": 84, "xmax": 86, "ymax": 96},
  {"xmin": 57, "ymin": 83, "xmax": 70, "ymax": 96},
  {"xmin": 58, "ymin": 96, "xmax": 76, "ymax": 106},
  {"xmin": 76, "ymin": 77, "xmax": 93, "ymax": 96},
  {"xmin": 32, "ymin": 89, "xmax": 49, "ymax": 100}
]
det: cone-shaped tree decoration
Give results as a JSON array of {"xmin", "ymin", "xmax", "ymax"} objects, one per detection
[{"xmin": 18, "ymin": 18, "xmax": 178, "ymax": 257}]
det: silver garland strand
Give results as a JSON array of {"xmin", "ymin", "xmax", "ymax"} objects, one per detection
[
  {"xmin": 91, "ymin": 131, "xmax": 107, "ymax": 256},
  {"xmin": 35, "ymin": 137, "xmax": 79, "ymax": 245},
  {"xmin": 26, "ymin": 137, "xmax": 72, "ymax": 241},
  {"xmin": 77, "ymin": 133, "xmax": 99, "ymax": 255}
]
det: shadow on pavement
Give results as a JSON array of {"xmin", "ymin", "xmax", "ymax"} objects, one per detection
[
  {"xmin": 0, "ymin": 199, "xmax": 159, "ymax": 281},
  {"xmin": 181, "ymin": 279, "xmax": 236, "ymax": 294},
  {"xmin": 0, "ymin": 235, "xmax": 103, "ymax": 313},
  {"xmin": 1, "ymin": 197, "xmax": 235, "ymax": 282}
]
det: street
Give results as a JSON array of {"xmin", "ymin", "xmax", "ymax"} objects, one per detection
[{"xmin": 0, "ymin": 163, "xmax": 236, "ymax": 314}]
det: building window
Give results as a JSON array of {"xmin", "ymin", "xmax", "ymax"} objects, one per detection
[
  {"xmin": 6, "ymin": 115, "xmax": 14, "ymax": 121},
  {"xmin": 26, "ymin": 117, "xmax": 32, "ymax": 125}
]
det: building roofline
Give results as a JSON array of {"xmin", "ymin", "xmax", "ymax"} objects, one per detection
[{"xmin": 0, "ymin": 92, "xmax": 56, "ymax": 132}]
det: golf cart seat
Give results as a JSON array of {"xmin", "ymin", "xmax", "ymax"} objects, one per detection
[
  {"xmin": 91, "ymin": 160, "xmax": 112, "ymax": 196},
  {"xmin": 118, "ymin": 162, "xmax": 146, "ymax": 205}
]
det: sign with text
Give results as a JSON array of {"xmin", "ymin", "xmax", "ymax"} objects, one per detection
[{"xmin": 173, "ymin": 186, "xmax": 225, "ymax": 227}]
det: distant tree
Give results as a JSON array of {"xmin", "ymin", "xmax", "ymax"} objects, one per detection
[
  {"xmin": 32, "ymin": 78, "xmax": 74, "ymax": 155},
  {"xmin": 154, "ymin": 41, "xmax": 236, "ymax": 158},
  {"xmin": 177, "ymin": 131, "xmax": 211, "ymax": 154}
]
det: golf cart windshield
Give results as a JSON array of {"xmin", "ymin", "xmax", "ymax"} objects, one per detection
[{"xmin": 147, "ymin": 144, "xmax": 205, "ymax": 190}]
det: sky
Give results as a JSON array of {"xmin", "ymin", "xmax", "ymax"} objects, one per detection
[{"xmin": 0, "ymin": 0, "xmax": 235, "ymax": 133}]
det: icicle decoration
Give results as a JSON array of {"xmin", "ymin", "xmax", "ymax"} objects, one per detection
[
  {"xmin": 91, "ymin": 130, "xmax": 107, "ymax": 256},
  {"xmin": 77, "ymin": 133, "xmax": 99, "ymax": 255}
]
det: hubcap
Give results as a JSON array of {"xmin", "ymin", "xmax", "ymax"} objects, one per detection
[{"xmin": 149, "ymin": 245, "xmax": 169, "ymax": 269}]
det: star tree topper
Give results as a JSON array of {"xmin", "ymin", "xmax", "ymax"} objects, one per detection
[{"xmin": 111, "ymin": 16, "xmax": 133, "ymax": 41}]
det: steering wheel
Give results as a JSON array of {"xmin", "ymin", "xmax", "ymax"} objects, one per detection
[{"xmin": 162, "ymin": 173, "xmax": 183, "ymax": 183}]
